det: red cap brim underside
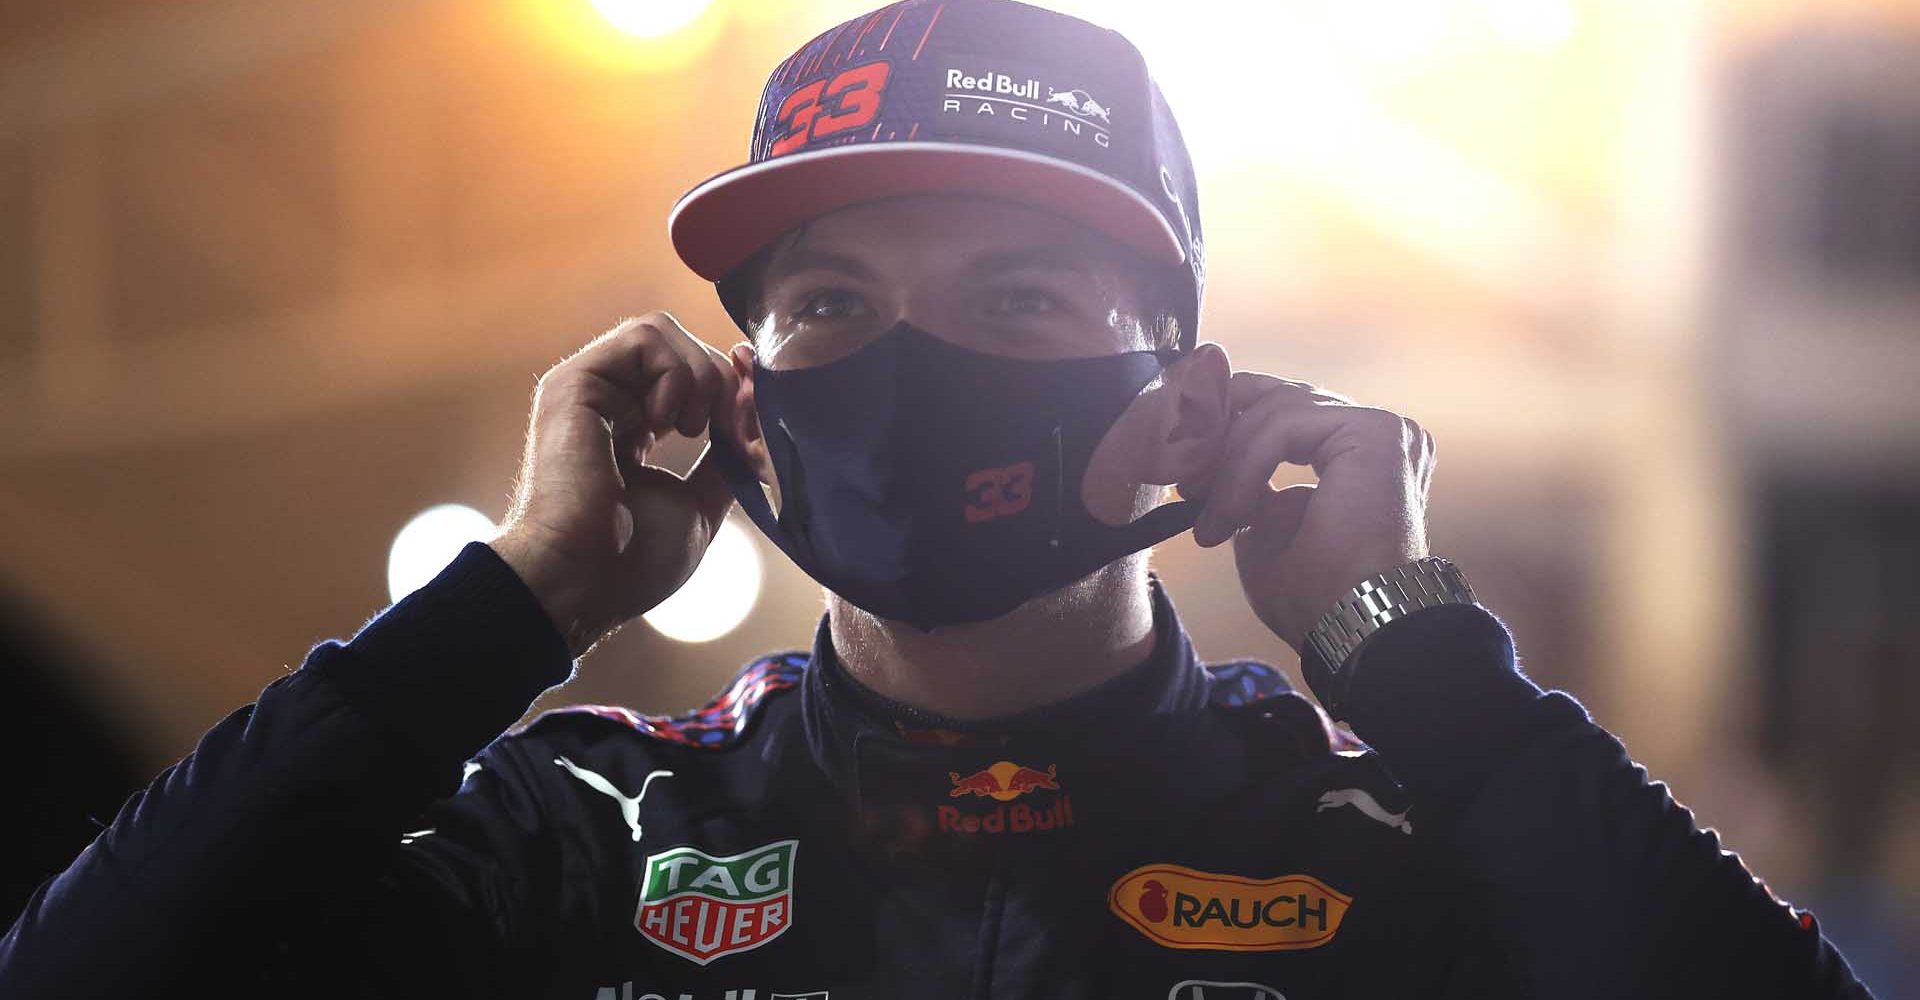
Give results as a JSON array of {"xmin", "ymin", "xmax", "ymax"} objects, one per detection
[{"xmin": 669, "ymin": 143, "xmax": 1186, "ymax": 282}]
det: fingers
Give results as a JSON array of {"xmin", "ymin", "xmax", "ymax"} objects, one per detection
[
  {"xmin": 1226, "ymin": 372, "xmax": 1355, "ymax": 411},
  {"xmin": 543, "ymin": 312, "xmax": 738, "ymax": 441},
  {"xmin": 636, "ymin": 312, "xmax": 736, "ymax": 438},
  {"xmin": 1192, "ymin": 374, "xmax": 1420, "ymax": 547},
  {"xmin": 1193, "ymin": 396, "xmax": 1348, "ymax": 546},
  {"xmin": 567, "ymin": 369, "xmax": 656, "ymax": 441},
  {"xmin": 1243, "ymin": 482, "xmax": 1315, "ymax": 551},
  {"xmin": 1179, "ymin": 374, "xmax": 1347, "ymax": 507},
  {"xmin": 649, "ymin": 315, "xmax": 737, "ymax": 439}
]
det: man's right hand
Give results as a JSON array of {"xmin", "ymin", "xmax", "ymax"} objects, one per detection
[{"xmin": 488, "ymin": 312, "xmax": 742, "ymax": 657}]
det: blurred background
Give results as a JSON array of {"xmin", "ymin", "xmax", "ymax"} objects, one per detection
[{"xmin": 0, "ymin": 0, "xmax": 1915, "ymax": 990}]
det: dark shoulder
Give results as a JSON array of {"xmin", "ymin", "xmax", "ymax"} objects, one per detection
[
  {"xmin": 1202, "ymin": 658, "xmax": 1366, "ymax": 754},
  {"xmin": 463, "ymin": 652, "xmax": 811, "ymax": 840},
  {"xmin": 1201, "ymin": 658, "xmax": 1408, "ymax": 807},
  {"xmin": 515, "ymin": 650, "xmax": 810, "ymax": 755}
]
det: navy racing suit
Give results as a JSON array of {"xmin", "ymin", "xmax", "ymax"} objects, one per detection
[{"xmin": 0, "ymin": 542, "xmax": 1875, "ymax": 998}]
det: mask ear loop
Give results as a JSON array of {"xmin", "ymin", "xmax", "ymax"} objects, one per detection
[
  {"xmin": 1116, "ymin": 346, "xmax": 1201, "ymax": 543},
  {"xmin": 1049, "ymin": 425, "xmax": 1064, "ymax": 550},
  {"xmin": 1139, "ymin": 347, "xmax": 1202, "ymax": 543},
  {"xmin": 708, "ymin": 409, "xmax": 814, "ymax": 572},
  {"xmin": 1055, "ymin": 344, "xmax": 1203, "ymax": 566},
  {"xmin": 771, "ymin": 417, "xmax": 808, "ymax": 536}
]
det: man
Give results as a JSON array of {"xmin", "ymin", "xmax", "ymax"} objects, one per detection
[{"xmin": 0, "ymin": 2, "xmax": 1876, "ymax": 998}]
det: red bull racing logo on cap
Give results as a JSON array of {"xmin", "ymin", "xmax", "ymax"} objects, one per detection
[
  {"xmin": 940, "ymin": 56, "xmax": 1114, "ymax": 152},
  {"xmin": 635, "ymin": 840, "xmax": 797, "ymax": 965},
  {"xmin": 940, "ymin": 760, "xmax": 1074, "ymax": 834},
  {"xmin": 1109, "ymin": 865, "xmax": 1352, "ymax": 952}
]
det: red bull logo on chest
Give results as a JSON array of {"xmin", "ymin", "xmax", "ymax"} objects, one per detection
[{"xmin": 940, "ymin": 760, "xmax": 1074, "ymax": 834}]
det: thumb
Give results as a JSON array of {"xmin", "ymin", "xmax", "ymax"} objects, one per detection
[
  {"xmin": 1234, "ymin": 482, "xmax": 1314, "ymax": 550},
  {"xmin": 684, "ymin": 438, "xmax": 740, "ymax": 538}
]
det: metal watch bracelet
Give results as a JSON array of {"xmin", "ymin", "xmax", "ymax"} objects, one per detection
[{"xmin": 1299, "ymin": 555, "xmax": 1479, "ymax": 715}]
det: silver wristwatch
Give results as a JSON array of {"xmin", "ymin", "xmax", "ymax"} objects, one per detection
[{"xmin": 1299, "ymin": 556, "xmax": 1479, "ymax": 715}]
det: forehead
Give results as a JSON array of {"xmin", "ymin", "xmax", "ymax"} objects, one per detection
[{"xmin": 761, "ymin": 193, "xmax": 1139, "ymax": 281}]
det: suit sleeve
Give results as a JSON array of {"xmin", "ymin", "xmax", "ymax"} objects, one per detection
[
  {"xmin": 1321, "ymin": 602, "xmax": 1876, "ymax": 1000},
  {"xmin": 0, "ymin": 542, "xmax": 575, "ymax": 999}
]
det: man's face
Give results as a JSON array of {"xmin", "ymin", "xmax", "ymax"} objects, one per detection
[
  {"xmin": 721, "ymin": 191, "xmax": 1229, "ymax": 534},
  {"xmin": 746, "ymin": 193, "xmax": 1167, "ymax": 369}
]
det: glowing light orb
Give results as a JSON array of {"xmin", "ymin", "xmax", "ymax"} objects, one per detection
[
  {"xmin": 1326, "ymin": 0, "xmax": 1454, "ymax": 63},
  {"xmin": 589, "ymin": 0, "xmax": 712, "ymax": 39},
  {"xmin": 1481, "ymin": 0, "xmax": 1575, "ymax": 50},
  {"xmin": 388, "ymin": 504, "xmax": 497, "ymax": 603},
  {"xmin": 643, "ymin": 515, "xmax": 763, "ymax": 643}
]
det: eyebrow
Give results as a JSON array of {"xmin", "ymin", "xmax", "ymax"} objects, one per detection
[
  {"xmin": 961, "ymin": 245, "xmax": 1099, "ymax": 281},
  {"xmin": 762, "ymin": 241, "xmax": 1104, "ymax": 287},
  {"xmin": 762, "ymin": 248, "xmax": 878, "ymax": 285}
]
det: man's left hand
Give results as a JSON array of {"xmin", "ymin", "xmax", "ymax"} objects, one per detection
[{"xmin": 1177, "ymin": 372, "xmax": 1435, "ymax": 654}]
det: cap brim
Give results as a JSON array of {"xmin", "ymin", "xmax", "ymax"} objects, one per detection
[{"xmin": 669, "ymin": 143, "xmax": 1186, "ymax": 282}]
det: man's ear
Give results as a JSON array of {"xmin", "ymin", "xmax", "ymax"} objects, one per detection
[
  {"xmin": 1082, "ymin": 341, "xmax": 1231, "ymax": 526},
  {"xmin": 1152, "ymin": 342, "xmax": 1231, "ymax": 476},
  {"xmin": 722, "ymin": 343, "xmax": 780, "ymax": 500}
]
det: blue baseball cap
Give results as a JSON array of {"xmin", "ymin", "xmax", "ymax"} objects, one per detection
[{"xmin": 668, "ymin": 0, "xmax": 1205, "ymax": 348}]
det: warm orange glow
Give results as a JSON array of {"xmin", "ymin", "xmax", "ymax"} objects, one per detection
[
  {"xmin": 513, "ymin": 0, "xmax": 729, "ymax": 73},
  {"xmin": 591, "ymin": 0, "xmax": 711, "ymax": 38},
  {"xmin": 1032, "ymin": 0, "xmax": 1620, "ymax": 308}
]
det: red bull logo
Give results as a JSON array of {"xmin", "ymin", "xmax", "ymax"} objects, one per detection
[
  {"xmin": 946, "ymin": 68, "xmax": 1042, "ymax": 101},
  {"xmin": 947, "ymin": 760, "xmax": 1058, "ymax": 801},
  {"xmin": 939, "ymin": 59, "xmax": 1114, "ymax": 150},
  {"xmin": 939, "ymin": 760, "xmax": 1072, "ymax": 835}
]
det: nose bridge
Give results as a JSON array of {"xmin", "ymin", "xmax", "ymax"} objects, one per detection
[{"xmin": 887, "ymin": 246, "xmax": 956, "ymax": 334}]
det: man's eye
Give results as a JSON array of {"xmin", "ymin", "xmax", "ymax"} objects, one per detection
[
  {"xmin": 992, "ymin": 287, "xmax": 1059, "ymax": 316},
  {"xmin": 797, "ymin": 289, "xmax": 872, "ymax": 321}
]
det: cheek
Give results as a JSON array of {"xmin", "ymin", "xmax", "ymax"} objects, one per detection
[
  {"xmin": 1079, "ymin": 261, "xmax": 1158, "ymax": 351},
  {"xmin": 1104, "ymin": 307, "xmax": 1155, "ymax": 351}
]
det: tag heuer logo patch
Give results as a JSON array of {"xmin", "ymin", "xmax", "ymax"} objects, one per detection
[{"xmin": 635, "ymin": 839, "xmax": 797, "ymax": 965}]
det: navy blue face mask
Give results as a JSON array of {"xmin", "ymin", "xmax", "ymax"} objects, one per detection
[{"xmin": 709, "ymin": 321, "xmax": 1199, "ymax": 631}]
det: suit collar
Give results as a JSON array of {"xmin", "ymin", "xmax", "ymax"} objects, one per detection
[{"xmin": 795, "ymin": 575, "xmax": 1239, "ymax": 857}]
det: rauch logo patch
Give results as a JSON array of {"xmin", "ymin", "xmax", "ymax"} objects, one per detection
[
  {"xmin": 1108, "ymin": 865, "xmax": 1351, "ymax": 952},
  {"xmin": 635, "ymin": 840, "xmax": 798, "ymax": 965}
]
